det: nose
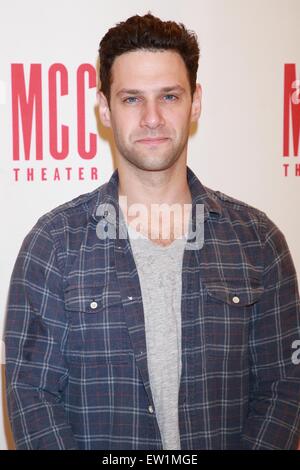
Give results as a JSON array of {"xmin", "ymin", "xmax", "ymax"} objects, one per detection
[{"xmin": 140, "ymin": 100, "xmax": 165, "ymax": 129}]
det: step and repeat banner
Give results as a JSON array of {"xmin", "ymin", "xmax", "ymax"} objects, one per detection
[{"xmin": 0, "ymin": 0, "xmax": 299, "ymax": 449}]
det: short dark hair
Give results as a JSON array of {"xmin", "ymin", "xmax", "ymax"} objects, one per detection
[{"xmin": 98, "ymin": 12, "xmax": 200, "ymax": 106}]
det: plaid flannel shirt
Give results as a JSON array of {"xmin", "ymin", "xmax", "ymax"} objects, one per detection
[{"xmin": 4, "ymin": 166, "xmax": 300, "ymax": 449}]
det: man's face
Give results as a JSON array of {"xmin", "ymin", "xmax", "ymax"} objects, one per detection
[{"xmin": 99, "ymin": 49, "xmax": 201, "ymax": 172}]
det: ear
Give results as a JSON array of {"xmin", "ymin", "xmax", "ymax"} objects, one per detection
[
  {"xmin": 97, "ymin": 90, "xmax": 111, "ymax": 128},
  {"xmin": 190, "ymin": 83, "xmax": 202, "ymax": 123}
]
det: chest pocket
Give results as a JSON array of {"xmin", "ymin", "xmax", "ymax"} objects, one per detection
[
  {"xmin": 64, "ymin": 284, "xmax": 131, "ymax": 364},
  {"xmin": 202, "ymin": 276, "xmax": 263, "ymax": 358}
]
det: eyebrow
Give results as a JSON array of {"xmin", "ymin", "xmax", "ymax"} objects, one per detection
[{"xmin": 116, "ymin": 85, "xmax": 186, "ymax": 96}]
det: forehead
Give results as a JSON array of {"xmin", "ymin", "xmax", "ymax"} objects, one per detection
[{"xmin": 110, "ymin": 49, "xmax": 190, "ymax": 92}]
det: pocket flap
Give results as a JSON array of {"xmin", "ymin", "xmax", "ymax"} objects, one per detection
[
  {"xmin": 64, "ymin": 284, "xmax": 122, "ymax": 313},
  {"xmin": 204, "ymin": 277, "xmax": 263, "ymax": 307}
]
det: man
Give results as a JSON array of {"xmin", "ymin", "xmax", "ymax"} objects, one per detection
[{"xmin": 4, "ymin": 13, "xmax": 300, "ymax": 450}]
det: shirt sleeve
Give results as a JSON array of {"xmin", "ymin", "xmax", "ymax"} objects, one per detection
[
  {"xmin": 241, "ymin": 212, "xmax": 300, "ymax": 449},
  {"xmin": 4, "ymin": 216, "xmax": 78, "ymax": 450}
]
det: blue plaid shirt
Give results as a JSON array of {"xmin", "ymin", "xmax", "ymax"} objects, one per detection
[{"xmin": 4, "ymin": 166, "xmax": 300, "ymax": 449}]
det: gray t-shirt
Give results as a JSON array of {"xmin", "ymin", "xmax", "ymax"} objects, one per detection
[{"xmin": 126, "ymin": 223, "xmax": 187, "ymax": 450}]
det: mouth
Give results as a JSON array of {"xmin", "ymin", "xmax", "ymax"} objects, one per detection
[{"xmin": 136, "ymin": 137, "xmax": 170, "ymax": 145}]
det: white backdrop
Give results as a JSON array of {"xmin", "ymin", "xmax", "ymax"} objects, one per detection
[{"xmin": 0, "ymin": 0, "xmax": 299, "ymax": 449}]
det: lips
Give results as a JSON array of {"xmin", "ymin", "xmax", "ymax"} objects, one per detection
[{"xmin": 136, "ymin": 137, "xmax": 169, "ymax": 144}]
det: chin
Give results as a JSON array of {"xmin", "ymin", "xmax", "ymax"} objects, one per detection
[{"xmin": 134, "ymin": 159, "xmax": 176, "ymax": 172}]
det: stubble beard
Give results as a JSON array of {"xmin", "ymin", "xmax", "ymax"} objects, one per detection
[{"xmin": 115, "ymin": 133, "xmax": 189, "ymax": 172}]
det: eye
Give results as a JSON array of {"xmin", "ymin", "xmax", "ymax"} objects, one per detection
[
  {"xmin": 163, "ymin": 94, "xmax": 178, "ymax": 101},
  {"xmin": 123, "ymin": 96, "xmax": 139, "ymax": 104}
]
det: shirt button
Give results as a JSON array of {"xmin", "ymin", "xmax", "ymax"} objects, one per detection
[
  {"xmin": 148, "ymin": 405, "xmax": 154, "ymax": 414},
  {"xmin": 232, "ymin": 296, "xmax": 240, "ymax": 304},
  {"xmin": 90, "ymin": 301, "xmax": 98, "ymax": 309},
  {"xmin": 127, "ymin": 296, "xmax": 133, "ymax": 300}
]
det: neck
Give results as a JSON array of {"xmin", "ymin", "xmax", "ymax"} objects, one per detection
[
  {"xmin": 117, "ymin": 159, "xmax": 192, "ymax": 243},
  {"xmin": 118, "ymin": 159, "xmax": 191, "ymax": 205}
]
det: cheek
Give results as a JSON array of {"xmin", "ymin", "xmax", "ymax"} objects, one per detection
[
  {"xmin": 115, "ymin": 108, "xmax": 139, "ymax": 128},
  {"xmin": 111, "ymin": 114, "xmax": 131, "ymax": 138},
  {"xmin": 166, "ymin": 106, "xmax": 190, "ymax": 126}
]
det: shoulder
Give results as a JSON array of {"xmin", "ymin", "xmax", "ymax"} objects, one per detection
[
  {"xmin": 31, "ymin": 181, "xmax": 109, "ymax": 231},
  {"xmin": 204, "ymin": 185, "xmax": 291, "ymax": 260},
  {"xmin": 205, "ymin": 185, "xmax": 267, "ymax": 221},
  {"xmin": 41, "ymin": 183, "xmax": 108, "ymax": 224},
  {"xmin": 203, "ymin": 184, "xmax": 281, "ymax": 246},
  {"xmin": 20, "ymin": 182, "xmax": 108, "ymax": 256}
]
